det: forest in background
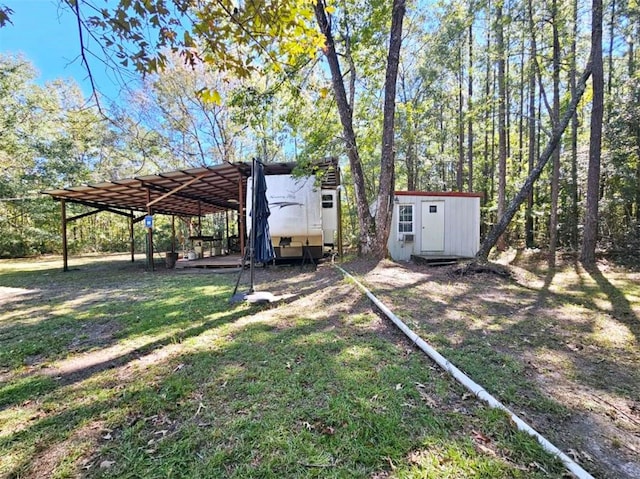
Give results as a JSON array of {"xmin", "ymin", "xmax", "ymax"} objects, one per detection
[{"xmin": 1, "ymin": 0, "xmax": 639, "ymax": 261}]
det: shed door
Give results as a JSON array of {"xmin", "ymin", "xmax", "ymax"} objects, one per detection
[{"xmin": 421, "ymin": 201, "xmax": 445, "ymax": 251}]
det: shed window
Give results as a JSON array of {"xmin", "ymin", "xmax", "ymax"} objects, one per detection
[
  {"xmin": 398, "ymin": 204, "xmax": 414, "ymax": 233},
  {"xmin": 322, "ymin": 194, "xmax": 333, "ymax": 208}
]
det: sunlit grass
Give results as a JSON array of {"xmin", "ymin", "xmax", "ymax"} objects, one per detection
[
  {"xmin": 0, "ymin": 255, "xmax": 567, "ymax": 478},
  {"xmin": 357, "ymin": 255, "xmax": 640, "ymax": 478}
]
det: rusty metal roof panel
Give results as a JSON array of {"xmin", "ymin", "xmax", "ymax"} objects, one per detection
[{"xmin": 43, "ymin": 159, "xmax": 339, "ymax": 216}]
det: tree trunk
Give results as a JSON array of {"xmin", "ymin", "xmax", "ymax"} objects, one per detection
[
  {"xmin": 548, "ymin": 0, "xmax": 561, "ymax": 267},
  {"xmin": 632, "ymin": 26, "xmax": 640, "ymax": 228},
  {"xmin": 496, "ymin": 2, "xmax": 507, "ymax": 251},
  {"xmin": 400, "ymin": 75, "xmax": 420, "ymax": 192},
  {"xmin": 314, "ymin": 2, "xmax": 373, "ymax": 254},
  {"xmin": 467, "ymin": 22, "xmax": 474, "ymax": 193},
  {"xmin": 407, "ymin": 108, "xmax": 419, "ymax": 191},
  {"xmin": 580, "ymin": 0, "xmax": 604, "ymax": 267},
  {"xmin": 607, "ymin": 0, "xmax": 616, "ymax": 99},
  {"xmin": 518, "ymin": 26, "xmax": 525, "ymax": 175},
  {"xmin": 569, "ymin": 0, "xmax": 579, "ymax": 249},
  {"xmin": 482, "ymin": 0, "xmax": 492, "ymax": 231},
  {"xmin": 457, "ymin": 50, "xmax": 465, "ymax": 192},
  {"xmin": 372, "ymin": 0, "xmax": 406, "ymax": 258},
  {"xmin": 525, "ymin": 29, "xmax": 536, "ymax": 248},
  {"xmin": 440, "ymin": 106, "xmax": 446, "ymax": 189},
  {"xmin": 400, "ymin": 75, "xmax": 418, "ymax": 191},
  {"xmin": 477, "ymin": 63, "xmax": 593, "ymax": 260}
]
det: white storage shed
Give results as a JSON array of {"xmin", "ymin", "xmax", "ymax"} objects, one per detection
[{"xmin": 388, "ymin": 191, "xmax": 482, "ymax": 261}]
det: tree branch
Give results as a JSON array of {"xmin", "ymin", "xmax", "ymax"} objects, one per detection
[
  {"xmin": 476, "ymin": 59, "xmax": 593, "ymax": 260},
  {"xmin": 70, "ymin": 0, "xmax": 104, "ymax": 116}
]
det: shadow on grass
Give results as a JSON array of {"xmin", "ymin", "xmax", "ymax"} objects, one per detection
[
  {"xmin": 430, "ymin": 260, "xmax": 640, "ymax": 398},
  {"xmin": 0, "ymin": 274, "xmax": 567, "ymax": 479},
  {"xmin": 0, "ymin": 278, "xmax": 234, "ymax": 369},
  {"xmin": 0, "ymin": 256, "xmax": 327, "ymax": 368},
  {"xmin": 367, "ymin": 258, "xmax": 640, "ymax": 478},
  {"xmin": 583, "ymin": 264, "xmax": 640, "ymax": 344},
  {"xmin": 0, "ymin": 259, "xmax": 351, "ymax": 407},
  {"xmin": 0, "ymin": 305, "xmax": 246, "ymax": 409}
]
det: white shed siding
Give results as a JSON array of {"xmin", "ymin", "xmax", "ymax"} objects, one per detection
[
  {"xmin": 388, "ymin": 201, "xmax": 416, "ymax": 261},
  {"xmin": 388, "ymin": 193, "xmax": 481, "ymax": 261}
]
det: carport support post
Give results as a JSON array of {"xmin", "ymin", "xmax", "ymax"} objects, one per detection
[
  {"xmin": 129, "ymin": 210, "xmax": 135, "ymax": 262},
  {"xmin": 146, "ymin": 189, "xmax": 154, "ymax": 271},
  {"xmin": 225, "ymin": 210, "xmax": 229, "ymax": 252},
  {"xmin": 171, "ymin": 215, "xmax": 176, "ymax": 252},
  {"xmin": 238, "ymin": 176, "xmax": 245, "ymax": 255},
  {"xmin": 61, "ymin": 199, "xmax": 68, "ymax": 272},
  {"xmin": 337, "ymin": 187, "xmax": 344, "ymax": 260}
]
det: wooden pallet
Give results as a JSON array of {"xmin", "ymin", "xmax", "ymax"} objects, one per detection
[{"xmin": 175, "ymin": 254, "xmax": 242, "ymax": 269}]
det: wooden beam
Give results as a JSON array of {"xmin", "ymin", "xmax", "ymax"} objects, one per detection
[
  {"xmin": 147, "ymin": 189, "xmax": 154, "ymax": 271},
  {"xmin": 67, "ymin": 207, "xmax": 108, "ymax": 223},
  {"xmin": 228, "ymin": 210, "xmax": 229, "ymax": 252},
  {"xmin": 171, "ymin": 215, "xmax": 176, "ymax": 252},
  {"xmin": 61, "ymin": 199, "xmax": 68, "ymax": 272},
  {"xmin": 130, "ymin": 210, "xmax": 135, "ymax": 263},
  {"xmin": 53, "ymin": 198, "xmax": 135, "ymax": 218},
  {"xmin": 143, "ymin": 182, "xmax": 233, "ymax": 210},
  {"xmin": 146, "ymin": 171, "xmax": 210, "ymax": 208},
  {"xmin": 238, "ymin": 175, "xmax": 245, "ymax": 255},
  {"xmin": 133, "ymin": 213, "xmax": 147, "ymax": 224}
]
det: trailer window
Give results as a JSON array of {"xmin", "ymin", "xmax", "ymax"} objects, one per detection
[
  {"xmin": 322, "ymin": 194, "xmax": 333, "ymax": 208},
  {"xmin": 398, "ymin": 204, "xmax": 413, "ymax": 233}
]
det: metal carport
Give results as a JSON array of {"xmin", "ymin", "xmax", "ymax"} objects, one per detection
[{"xmin": 43, "ymin": 159, "xmax": 340, "ymax": 271}]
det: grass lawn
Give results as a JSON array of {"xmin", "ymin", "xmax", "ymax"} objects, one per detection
[
  {"xmin": 352, "ymin": 252, "xmax": 640, "ymax": 479},
  {"xmin": 0, "ymin": 253, "xmax": 618, "ymax": 478}
]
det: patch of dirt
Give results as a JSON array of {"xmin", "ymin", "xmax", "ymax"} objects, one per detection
[
  {"xmin": 0, "ymin": 286, "xmax": 35, "ymax": 308},
  {"xmin": 342, "ymin": 254, "xmax": 640, "ymax": 479},
  {"xmin": 67, "ymin": 319, "xmax": 122, "ymax": 352},
  {"xmin": 451, "ymin": 260, "xmax": 512, "ymax": 278},
  {"xmin": 24, "ymin": 420, "xmax": 105, "ymax": 479}
]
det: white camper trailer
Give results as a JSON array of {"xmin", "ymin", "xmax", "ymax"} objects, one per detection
[{"xmin": 247, "ymin": 174, "xmax": 338, "ymax": 259}]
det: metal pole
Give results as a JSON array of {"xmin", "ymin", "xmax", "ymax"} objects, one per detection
[
  {"xmin": 61, "ymin": 199, "xmax": 68, "ymax": 272},
  {"xmin": 249, "ymin": 158, "xmax": 258, "ymax": 293}
]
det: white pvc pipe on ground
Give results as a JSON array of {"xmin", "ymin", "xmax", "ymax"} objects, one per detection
[{"xmin": 336, "ymin": 265, "xmax": 594, "ymax": 479}]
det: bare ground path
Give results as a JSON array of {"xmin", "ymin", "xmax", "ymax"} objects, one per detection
[{"xmin": 345, "ymin": 253, "xmax": 640, "ymax": 478}]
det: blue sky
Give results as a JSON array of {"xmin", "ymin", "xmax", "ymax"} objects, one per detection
[{"xmin": 0, "ymin": 0, "xmax": 133, "ymax": 102}]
